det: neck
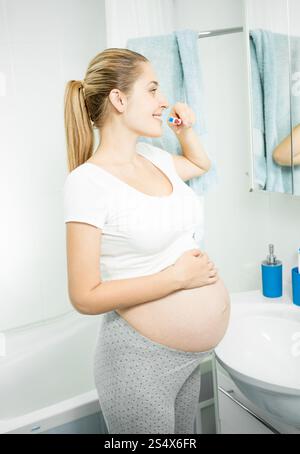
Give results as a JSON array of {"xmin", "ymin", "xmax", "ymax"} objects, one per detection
[{"xmin": 95, "ymin": 121, "xmax": 140, "ymax": 166}]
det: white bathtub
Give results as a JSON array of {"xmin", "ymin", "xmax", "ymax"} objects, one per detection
[{"xmin": 0, "ymin": 310, "xmax": 106, "ymax": 434}]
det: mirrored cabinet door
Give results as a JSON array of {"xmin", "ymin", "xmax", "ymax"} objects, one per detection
[
  {"xmin": 288, "ymin": 0, "xmax": 300, "ymax": 196},
  {"xmin": 245, "ymin": 0, "xmax": 293, "ymax": 194}
]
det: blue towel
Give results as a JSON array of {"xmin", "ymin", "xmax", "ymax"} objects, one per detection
[
  {"xmin": 250, "ymin": 29, "xmax": 294, "ymax": 193},
  {"xmin": 126, "ymin": 29, "xmax": 218, "ymax": 196}
]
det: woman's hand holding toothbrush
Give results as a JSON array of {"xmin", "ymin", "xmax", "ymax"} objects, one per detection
[{"xmin": 167, "ymin": 102, "xmax": 196, "ymax": 136}]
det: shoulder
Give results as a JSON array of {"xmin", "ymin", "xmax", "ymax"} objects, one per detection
[
  {"xmin": 63, "ymin": 163, "xmax": 108, "ymax": 197},
  {"xmin": 63, "ymin": 164, "xmax": 110, "ymax": 229}
]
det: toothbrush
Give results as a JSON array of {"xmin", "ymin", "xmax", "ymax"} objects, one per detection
[
  {"xmin": 168, "ymin": 116, "xmax": 182, "ymax": 126},
  {"xmin": 298, "ymin": 248, "xmax": 300, "ymax": 274}
]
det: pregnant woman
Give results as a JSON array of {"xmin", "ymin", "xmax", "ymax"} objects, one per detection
[{"xmin": 63, "ymin": 48, "xmax": 231, "ymax": 434}]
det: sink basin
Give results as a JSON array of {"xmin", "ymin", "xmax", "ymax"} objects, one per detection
[{"xmin": 215, "ymin": 301, "xmax": 300, "ymax": 427}]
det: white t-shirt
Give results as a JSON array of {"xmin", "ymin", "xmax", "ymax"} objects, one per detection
[{"xmin": 63, "ymin": 142, "xmax": 204, "ymax": 281}]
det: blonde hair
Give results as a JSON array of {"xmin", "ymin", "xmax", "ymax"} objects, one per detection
[{"xmin": 64, "ymin": 48, "xmax": 148, "ymax": 172}]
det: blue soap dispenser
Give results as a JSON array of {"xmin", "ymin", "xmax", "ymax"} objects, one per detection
[{"xmin": 261, "ymin": 244, "xmax": 282, "ymax": 298}]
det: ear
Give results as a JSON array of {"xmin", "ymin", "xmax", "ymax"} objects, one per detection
[{"xmin": 109, "ymin": 89, "xmax": 126, "ymax": 112}]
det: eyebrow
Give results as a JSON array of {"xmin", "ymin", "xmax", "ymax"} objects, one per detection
[{"xmin": 147, "ymin": 81, "xmax": 159, "ymax": 86}]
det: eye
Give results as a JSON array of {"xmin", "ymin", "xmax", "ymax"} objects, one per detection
[{"xmin": 151, "ymin": 88, "xmax": 157, "ymax": 93}]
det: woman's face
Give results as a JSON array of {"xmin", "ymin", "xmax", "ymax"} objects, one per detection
[{"xmin": 125, "ymin": 62, "xmax": 169, "ymax": 137}]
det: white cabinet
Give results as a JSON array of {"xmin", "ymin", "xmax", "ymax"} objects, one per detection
[
  {"xmin": 217, "ymin": 363, "xmax": 300, "ymax": 434},
  {"xmin": 218, "ymin": 390, "xmax": 274, "ymax": 434}
]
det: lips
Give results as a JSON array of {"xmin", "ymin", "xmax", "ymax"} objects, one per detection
[{"xmin": 153, "ymin": 114, "xmax": 163, "ymax": 121}]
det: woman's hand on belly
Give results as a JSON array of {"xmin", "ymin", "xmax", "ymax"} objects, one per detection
[{"xmin": 170, "ymin": 249, "xmax": 219, "ymax": 290}]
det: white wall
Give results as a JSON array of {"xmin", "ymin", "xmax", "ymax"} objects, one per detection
[
  {"xmin": 174, "ymin": 0, "xmax": 300, "ymax": 295},
  {"xmin": 247, "ymin": 0, "xmax": 290, "ymax": 34},
  {"xmin": 0, "ymin": 0, "xmax": 107, "ymax": 330},
  {"xmin": 247, "ymin": 0, "xmax": 300, "ymax": 37},
  {"xmin": 289, "ymin": 0, "xmax": 300, "ymax": 37}
]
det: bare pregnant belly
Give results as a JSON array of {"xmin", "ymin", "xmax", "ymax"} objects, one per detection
[{"xmin": 116, "ymin": 277, "xmax": 231, "ymax": 353}]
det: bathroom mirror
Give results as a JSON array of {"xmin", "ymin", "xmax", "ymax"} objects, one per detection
[
  {"xmin": 245, "ymin": 0, "xmax": 293, "ymax": 194},
  {"xmin": 288, "ymin": 0, "xmax": 300, "ymax": 196}
]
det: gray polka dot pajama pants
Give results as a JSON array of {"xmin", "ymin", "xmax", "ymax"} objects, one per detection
[{"xmin": 93, "ymin": 310, "xmax": 214, "ymax": 434}]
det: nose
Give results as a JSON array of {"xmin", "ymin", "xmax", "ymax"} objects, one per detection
[{"xmin": 159, "ymin": 93, "xmax": 169, "ymax": 110}]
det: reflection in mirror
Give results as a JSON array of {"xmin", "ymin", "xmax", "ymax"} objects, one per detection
[
  {"xmin": 246, "ymin": 0, "xmax": 293, "ymax": 193},
  {"xmin": 288, "ymin": 0, "xmax": 300, "ymax": 195}
]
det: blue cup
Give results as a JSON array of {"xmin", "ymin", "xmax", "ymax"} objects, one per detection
[{"xmin": 291, "ymin": 267, "xmax": 300, "ymax": 306}]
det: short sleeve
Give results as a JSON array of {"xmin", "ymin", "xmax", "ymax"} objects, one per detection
[{"xmin": 63, "ymin": 170, "xmax": 108, "ymax": 229}]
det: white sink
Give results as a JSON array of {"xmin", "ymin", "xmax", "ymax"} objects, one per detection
[{"xmin": 215, "ymin": 301, "xmax": 300, "ymax": 427}]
